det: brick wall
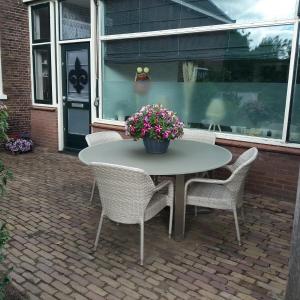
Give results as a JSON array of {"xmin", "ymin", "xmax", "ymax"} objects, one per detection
[
  {"xmin": 224, "ymin": 145, "xmax": 300, "ymax": 202},
  {"xmin": 31, "ymin": 108, "xmax": 58, "ymax": 152},
  {"xmin": 0, "ymin": 0, "xmax": 31, "ymax": 135}
]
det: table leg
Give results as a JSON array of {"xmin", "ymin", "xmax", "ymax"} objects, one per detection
[{"xmin": 174, "ymin": 174, "xmax": 185, "ymax": 241}]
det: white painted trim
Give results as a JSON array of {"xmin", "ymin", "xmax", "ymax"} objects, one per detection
[
  {"xmin": 29, "ymin": 1, "xmax": 56, "ymax": 107},
  {"xmin": 94, "ymin": 119, "xmax": 125, "ymax": 127},
  {"xmin": 90, "ymin": 0, "xmax": 97, "ymax": 124},
  {"xmin": 29, "ymin": 5, "xmax": 35, "ymax": 105},
  {"xmin": 98, "ymin": 0, "xmax": 104, "ymax": 120},
  {"xmin": 50, "ymin": 1, "xmax": 57, "ymax": 105},
  {"xmin": 58, "ymin": 38, "xmax": 91, "ymax": 45},
  {"xmin": 32, "ymin": 102, "xmax": 57, "ymax": 108},
  {"xmin": 100, "ymin": 19, "xmax": 296, "ymax": 41},
  {"xmin": 282, "ymin": 21, "xmax": 299, "ymax": 142},
  {"xmin": 0, "ymin": 46, "xmax": 7, "ymax": 100},
  {"xmin": 55, "ymin": 1, "xmax": 64, "ymax": 151}
]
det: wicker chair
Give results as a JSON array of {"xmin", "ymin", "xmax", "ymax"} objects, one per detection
[
  {"xmin": 182, "ymin": 128, "xmax": 216, "ymax": 144},
  {"xmin": 91, "ymin": 163, "xmax": 174, "ymax": 265},
  {"xmin": 85, "ymin": 131, "xmax": 123, "ymax": 204},
  {"xmin": 182, "ymin": 128, "xmax": 216, "ymax": 215},
  {"xmin": 184, "ymin": 147, "xmax": 258, "ymax": 245}
]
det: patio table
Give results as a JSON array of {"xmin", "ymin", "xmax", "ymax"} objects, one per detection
[{"xmin": 79, "ymin": 139, "xmax": 232, "ymax": 241}]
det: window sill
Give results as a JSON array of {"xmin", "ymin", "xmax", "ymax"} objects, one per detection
[
  {"xmin": 0, "ymin": 94, "xmax": 7, "ymax": 100},
  {"xmin": 91, "ymin": 121, "xmax": 300, "ymax": 156},
  {"xmin": 31, "ymin": 105, "xmax": 57, "ymax": 112}
]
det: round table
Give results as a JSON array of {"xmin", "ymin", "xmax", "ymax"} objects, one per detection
[{"xmin": 79, "ymin": 139, "xmax": 232, "ymax": 240}]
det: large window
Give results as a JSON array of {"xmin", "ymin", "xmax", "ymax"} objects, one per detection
[
  {"xmin": 102, "ymin": 25, "xmax": 293, "ymax": 139},
  {"xmin": 60, "ymin": 0, "xmax": 91, "ymax": 40},
  {"xmin": 289, "ymin": 32, "xmax": 300, "ymax": 143},
  {"xmin": 100, "ymin": 0, "xmax": 300, "ymax": 143},
  {"xmin": 31, "ymin": 3, "xmax": 53, "ymax": 105}
]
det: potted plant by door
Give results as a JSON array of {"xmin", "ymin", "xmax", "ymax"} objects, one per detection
[{"xmin": 125, "ymin": 104, "xmax": 184, "ymax": 154}]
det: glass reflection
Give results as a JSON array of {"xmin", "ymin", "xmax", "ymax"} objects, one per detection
[
  {"xmin": 103, "ymin": 25, "xmax": 293, "ymax": 139},
  {"xmin": 60, "ymin": 0, "xmax": 90, "ymax": 40},
  {"xmin": 103, "ymin": 0, "xmax": 297, "ymax": 35},
  {"xmin": 289, "ymin": 34, "xmax": 300, "ymax": 143}
]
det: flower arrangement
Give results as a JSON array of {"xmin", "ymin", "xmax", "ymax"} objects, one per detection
[
  {"xmin": 125, "ymin": 104, "xmax": 184, "ymax": 141},
  {"xmin": 5, "ymin": 133, "xmax": 33, "ymax": 154}
]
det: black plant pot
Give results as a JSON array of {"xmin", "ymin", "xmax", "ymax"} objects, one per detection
[{"xmin": 143, "ymin": 137, "xmax": 170, "ymax": 154}]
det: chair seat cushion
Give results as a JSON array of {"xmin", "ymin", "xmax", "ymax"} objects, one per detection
[
  {"xmin": 186, "ymin": 183, "xmax": 233, "ymax": 210},
  {"xmin": 145, "ymin": 192, "xmax": 169, "ymax": 222}
]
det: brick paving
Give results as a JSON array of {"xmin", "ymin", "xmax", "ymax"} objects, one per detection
[{"xmin": 0, "ymin": 149, "xmax": 294, "ymax": 300}]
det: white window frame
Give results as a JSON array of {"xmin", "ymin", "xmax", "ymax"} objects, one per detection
[
  {"xmin": 29, "ymin": 1, "xmax": 57, "ymax": 107},
  {"xmin": 0, "ymin": 46, "xmax": 7, "ymax": 100},
  {"xmin": 55, "ymin": 0, "xmax": 96, "ymax": 151},
  {"xmin": 96, "ymin": 0, "xmax": 300, "ymax": 148}
]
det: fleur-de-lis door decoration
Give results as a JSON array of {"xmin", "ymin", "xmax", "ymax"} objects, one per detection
[{"xmin": 68, "ymin": 57, "xmax": 88, "ymax": 93}]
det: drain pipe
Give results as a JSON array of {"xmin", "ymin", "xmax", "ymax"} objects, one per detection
[{"xmin": 94, "ymin": 0, "xmax": 100, "ymax": 118}]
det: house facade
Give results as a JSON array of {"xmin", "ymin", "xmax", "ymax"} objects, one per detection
[{"xmin": 1, "ymin": 0, "xmax": 300, "ymax": 200}]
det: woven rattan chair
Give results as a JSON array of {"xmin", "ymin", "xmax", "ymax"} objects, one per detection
[
  {"xmin": 91, "ymin": 163, "xmax": 174, "ymax": 265},
  {"xmin": 85, "ymin": 131, "xmax": 123, "ymax": 204},
  {"xmin": 184, "ymin": 147, "xmax": 258, "ymax": 245},
  {"xmin": 182, "ymin": 128, "xmax": 216, "ymax": 144},
  {"xmin": 182, "ymin": 128, "xmax": 216, "ymax": 215}
]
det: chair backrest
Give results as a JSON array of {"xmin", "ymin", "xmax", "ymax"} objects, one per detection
[
  {"xmin": 91, "ymin": 163, "xmax": 155, "ymax": 224},
  {"xmin": 230, "ymin": 147, "xmax": 258, "ymax": 172},
  {"xmin": 182, "ymin": 129, "xmax": 216, "ymax": 145},
  {"xmin": 85, "ymin": 131, "xmax": 122, "ymax": 147},
  {"xmin": 226, "ymin": 147, "xmax": 258, "ymax": 204}
]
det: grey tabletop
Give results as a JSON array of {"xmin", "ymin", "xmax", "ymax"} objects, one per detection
[{"xmin": 79, "ymin": 140, "xmax": 232, "ymax": 176}]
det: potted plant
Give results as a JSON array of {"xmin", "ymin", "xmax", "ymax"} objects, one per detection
[
  {"xmin": 5, "ymin": 133, "xmax": 33, "ymax": 154},
  {"xmin": 125, "ymin": 104, "xmax": 184, "ymax": 154}
]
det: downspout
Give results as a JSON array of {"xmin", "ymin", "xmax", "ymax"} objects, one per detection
[{"xmin": 94, "ymin": 0, "xmax": 100, "ymax": 118}]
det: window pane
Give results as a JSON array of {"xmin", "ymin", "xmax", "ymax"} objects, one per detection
[
  {"xmin": 33, "ymin": 47, "xmax": 52, "ymax": 103},
  {"xmin": 32, "ymin": 4, "xmax": 50, "ymax": 42},
  {"xmin": 289, "ymin": 36, "xmax": 300, "ymax": 143},
  {"xmin": 102, "ymin": 25, "xmax": 293, "ymax": 139},
  {"xmin": 60, "ymin": 0, "xmax": 91, "ymax": 40},
  {"xmin": 103, "ymin": 0, "xmax": 297, "ymax": 35},
  {"xmin": 66, "ymin": 49, "xmax": 89, "ymax": 102}
]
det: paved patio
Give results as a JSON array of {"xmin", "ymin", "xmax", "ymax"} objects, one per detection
[{"xmin": 0, "ymin": 149, "xmax": 294, "ymax": 300}]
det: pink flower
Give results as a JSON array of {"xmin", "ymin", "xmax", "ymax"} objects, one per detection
[
  {"xmin": 155, "ymin": 125, "xmax": 162, "ymax": 133},
  {"xmin": 163, "ymin": 131, "xmax": 170, "ymax": 139}
]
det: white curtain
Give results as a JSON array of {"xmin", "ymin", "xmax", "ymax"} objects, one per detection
[{"xmin": 182, "ymin": 61, "xmax": 197, "ymax": 124}]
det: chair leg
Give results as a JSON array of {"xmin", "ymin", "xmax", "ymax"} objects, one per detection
[
  {"xmin": 168, "ymin": 205, "xmax": 174, "ymax": 239},
  {"xmin": 94, "ymin": 211, "xmax": 105, "ymax": 251},
  {"xmin": 241, "ymin": 207, "xmax": 245, "ymax": 222},
  {"xmin": 194, "ymin": 206, "xmax": 198, "ymax": 217},
  {"xmin": 233, "ymin": 208, "xmax": 241, "ymax": 246},
  {"xmin": 90, "ymin": 179, "xmax": 96, "ymax": 205},
  {"xmin": 140, "ymin": 221, "xmax": 144, "ymax": 266}
]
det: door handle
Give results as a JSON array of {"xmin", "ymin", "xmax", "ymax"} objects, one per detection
[{"xmin": 62, "ymin": 96, "xmax": 66, "ymax": 102}]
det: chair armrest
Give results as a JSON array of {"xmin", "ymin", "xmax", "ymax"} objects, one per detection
[
  {"xmin": 184, "ymin": 177, "xmax": 229, "ymax": 197},
  {"xmin": 154, "ymin": 180, "xmax": 173, "ymax": 193},
  {"xmin": 223, "ymin": 164, "xmax": 234, "ymax": 172},
  {"xmin": 186, "ymin": 178, "xmax": 228, "ymax": 185}
]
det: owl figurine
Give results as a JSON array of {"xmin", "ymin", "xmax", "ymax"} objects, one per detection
[{"xmin": 134, "ymin": 66, "xmax": 151, "ymax": 95}]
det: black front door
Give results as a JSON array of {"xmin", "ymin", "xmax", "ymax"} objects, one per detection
[{"xmin": 62, "ymin": 43, "xmax": 90, "ymax": 151}]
